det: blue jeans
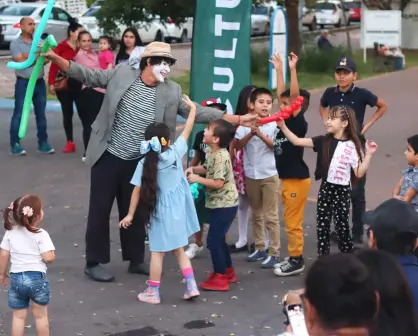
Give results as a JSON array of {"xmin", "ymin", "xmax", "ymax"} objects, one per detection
[
  {"xmin": 207, "ymin": 206, "xmax": 238, "ymax": 274},
  {"xmin": 8, "ymin": 271, "xmax": 50, "ymax": 309},
  {"xmin": 10, "ymin": 78, "xmax": 48, "ymax": 146}
]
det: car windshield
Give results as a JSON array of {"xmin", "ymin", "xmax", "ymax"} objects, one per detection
[
  {"xmin": 0, "ymin": 5, "xmax": 36, "ymax": 16},
  {"xmin": 315, "ymin": 2, "xmax": 336, "ymax": 10},
  {"xmin": 252, "ymin": 6, "xmax": 268, "ymax": 15},
  {"xmin": 344, "ymin": 1, "xmax": 361, "ymax": 8},
  {"xmin": 82, "ymin": 6, "xmax": 99, "ymax": 17}
]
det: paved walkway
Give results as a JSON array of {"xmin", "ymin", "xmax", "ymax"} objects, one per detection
[{"xmin": 0, "ymin": 67, "xmax": 416, "ymax": 335}]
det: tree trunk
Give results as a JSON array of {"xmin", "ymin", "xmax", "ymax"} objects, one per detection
[
  {"xmin": 285, "ymin": 0, "xmax": 301, "ymax": 55},
  {"xmin": 340, "ymin": 0, "xmax": 352, "ymax": 55}
]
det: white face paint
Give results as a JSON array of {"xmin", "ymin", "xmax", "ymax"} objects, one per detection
[{"xmin": 152, "ymin": 61, "xmax": 171, "ymax": 82}]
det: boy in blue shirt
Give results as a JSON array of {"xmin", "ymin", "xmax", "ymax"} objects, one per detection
[{"xmin": 392, "ymin": 134, "xmax": 418, "ymax": 211}]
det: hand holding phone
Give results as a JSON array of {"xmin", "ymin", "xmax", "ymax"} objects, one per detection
[{"xmin": 286, "ymin": 304, "xmax": 309, "ymax": 336}]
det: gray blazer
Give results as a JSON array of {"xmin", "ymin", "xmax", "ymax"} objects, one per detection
[{"xmin": 66, "ymin": 62, "xmax": 225, "ymax": 167}]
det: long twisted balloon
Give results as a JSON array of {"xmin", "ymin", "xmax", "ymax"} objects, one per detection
[{"xmin": 7, "ymin": 0, "xmax": 55, "ymax": 70}]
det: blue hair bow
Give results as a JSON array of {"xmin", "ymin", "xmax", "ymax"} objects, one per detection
[{"xmin": 140, "ymin": 136, "xmax": 161, "ymax": 154}]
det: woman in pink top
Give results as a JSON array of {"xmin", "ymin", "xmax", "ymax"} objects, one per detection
[{"xmin": 73, "ymin": 30, "xmax": 105, "ymax": 161}]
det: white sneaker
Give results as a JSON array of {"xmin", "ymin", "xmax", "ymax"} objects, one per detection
[{"xmin": 185, "ymin": 243, "xmax": 204, "ymax": 259}]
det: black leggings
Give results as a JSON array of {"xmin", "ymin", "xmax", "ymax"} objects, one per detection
[
  {"xmin": 76, "ymin": 88, "xmax": 104, "ymax": 151},
  {"xmin": 316, "ymin": 181, "xmax": 353, "ymax": 256},
  {"xmin": 56, "ymin": 78, "xmax": 82, "ymax": 142}
]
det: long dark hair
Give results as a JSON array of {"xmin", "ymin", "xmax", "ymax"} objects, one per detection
[
  {"xmin": 322, "ymin": 105, "xmax": 363, "ymax": 185},
  {"xmin": 355, "ymin": 249, "xmax": 418, "ymax": 336},
  {"xmin": 4, "ymin": 195, "xmax": 43, "ymax": 233},
  {"xmin": 235, "ymin": 85, "xmax": 256, "ymax": 116},
  {"xmin": 67, "ymin": 18, "xmax": 82, "ymax": 38},
  {"xmin": 137, "ymin": 123, "xmax": 170, "ymax": 226},
  {"xmin": 116, "ymin": 27, "xmax": 142, "ymax": 63}
]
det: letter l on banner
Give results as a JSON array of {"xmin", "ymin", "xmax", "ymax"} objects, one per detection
[{"xmin": 187, "ymin": 0, "xmax": 252, "ymax": 164}]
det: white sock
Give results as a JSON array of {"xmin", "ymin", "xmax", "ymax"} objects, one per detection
[{"xmin": 236, "ymin": 194, "xmax": 251, "ymax": 248}]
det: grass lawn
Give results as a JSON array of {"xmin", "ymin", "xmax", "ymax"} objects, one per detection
[{"xmin": 174, "ymin": 51, "xmax": 418, "ymax": 96}]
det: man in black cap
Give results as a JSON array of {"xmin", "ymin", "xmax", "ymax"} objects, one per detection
[
  {"xmin": 319, "ymin": 57, "xmax": 388, "ymax": 246},
  {"xmin": 364, "ymin": 198, "xmax": 418, "ymax": 310}
]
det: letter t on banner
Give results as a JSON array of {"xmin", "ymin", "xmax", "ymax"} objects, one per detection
[{"xmin": 187, "ymin": 0, "xmax": 252, "ymax": 164}]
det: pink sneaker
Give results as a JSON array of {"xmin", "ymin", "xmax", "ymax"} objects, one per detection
[
  {"xmin": 138, "ymin": 286, "xmax": 161, "ymax": 304},
  {"xmin": 183, "ymin": 278, "xmax": 200, "ymax": 300}
]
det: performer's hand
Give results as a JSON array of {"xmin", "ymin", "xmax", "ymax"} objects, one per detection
[
  {"xmin": 40, "ymin": 48, "xmax": 58, "ymax": 61},
  {"xmin": 49, "ymin": 85, "xmax": 56, "ymax": 96},
  {"xmin": 240, "ymin": 113, "xmax": 258, "ymax": 127},
  {"xmin": 119, "ymin": 215, "xmax": 133, "ymax": 229},
  {"xmin": 269, "ymin": 53, "xmax": 283, "ymax": 71}
]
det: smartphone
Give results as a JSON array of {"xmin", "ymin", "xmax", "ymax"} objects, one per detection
[{"xmin": 286, "ymin": 303, "xmax": 309, "ymax": 336}]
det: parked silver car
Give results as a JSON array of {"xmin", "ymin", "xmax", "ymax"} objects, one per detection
[{"xmin": 0, "ymin": 3, "xmax": 75, "ymax": 45}]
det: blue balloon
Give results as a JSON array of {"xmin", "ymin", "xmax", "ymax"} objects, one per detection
[{"xmin": 7, "ymin": 0, "xmax": 55, "ymax": 70}]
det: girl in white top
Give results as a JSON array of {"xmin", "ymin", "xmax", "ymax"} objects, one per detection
[
  {"xmin": 0, "ymin": 194, "xmax": 55, "ymax": 336},
  {"xmin": 277, "ymin": 105, "xmax": 378, "ymax": 256}
]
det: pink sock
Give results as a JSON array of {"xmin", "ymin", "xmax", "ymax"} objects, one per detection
[
  {"xmin": 181, "ymin": 267, "xmax": 194, "ymax": 280},
  {"xmin": 149, "ymin": 280, "xmax": 160, "ymax": 288}
]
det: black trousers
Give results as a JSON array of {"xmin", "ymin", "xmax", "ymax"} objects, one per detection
[
  {"xmin": 86, "ymin": 151, "xmax": 146, "ymax": 264},
  {"xmin": 76, "ymin": 88, "xmax": 104, "ymax": 151},
  {"xmin": 317, "ymin": 181, "xmax": 353, "ymax": 256},
  {"xmin": 56, "ymin": 78, "xmax": 82, "ymax": 142}
]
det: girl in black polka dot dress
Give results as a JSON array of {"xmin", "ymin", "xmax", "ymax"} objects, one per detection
[{"xmin": 277, "ymin": 106, "xmax": 378, "ymax": 255}]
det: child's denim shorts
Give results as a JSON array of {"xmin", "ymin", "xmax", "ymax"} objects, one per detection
[{"xmin": 8, "ymin": 271, "xmax": 50, "ymax": 309}]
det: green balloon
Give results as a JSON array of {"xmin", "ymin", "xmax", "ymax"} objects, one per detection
[{"xmin": 18, "ymin": 35, "xmax": 57, "ymax": 139}]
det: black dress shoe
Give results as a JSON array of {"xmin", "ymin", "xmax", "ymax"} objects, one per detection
[
  {"xmin": 84, "ymin": 265, "xmax": 115, "ymax": 282},
  {"xmin": 128, "ymin": 262, "xmax": 150, "ymax": 275},
  {"xmin": 229, "ymin": 243, "xmax": 249, "ymax": 253}
]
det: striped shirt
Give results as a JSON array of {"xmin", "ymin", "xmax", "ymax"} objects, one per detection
[{"xmin": 107, "ymin": 78, "xmax": 156, "ymax": 160}]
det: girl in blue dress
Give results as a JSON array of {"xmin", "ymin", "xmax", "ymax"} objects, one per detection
[{"xmin": 119, "ymin": 95, "xmax": 200, "ymax": 304}]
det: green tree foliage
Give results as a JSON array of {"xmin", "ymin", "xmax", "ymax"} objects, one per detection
[{"xmin": 96, "ymin": 0, "xmax": 196, "ymax": 35}]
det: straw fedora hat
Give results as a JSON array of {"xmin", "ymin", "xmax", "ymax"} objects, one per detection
[{"xmin": 140, "ymin": 42, "xmax": 177, "ymax": 61}]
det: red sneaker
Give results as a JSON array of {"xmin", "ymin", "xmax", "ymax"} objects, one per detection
[
  {"xmin": 226, "ymin": 267, "xmax": 237, "ymax": 283},
  {"xmin": 62, "ymin": 141, "xmax": 76, "ymax": 153},
  {"xmin": 200, "ymin": 273, "xmax": 229, "ymax": 291}
]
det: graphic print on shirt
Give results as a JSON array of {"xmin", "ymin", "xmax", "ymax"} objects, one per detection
[{"xmin": 327, "ymin": 141, "xmax": 359, "ymax": 185}]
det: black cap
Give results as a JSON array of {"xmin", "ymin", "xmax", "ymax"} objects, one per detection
[
  {"xmin": 335, "ymin": 57, "xmax": 356, "ymax": 72},
  {"xmin": 363, "ymin": 199, "xmax": 418, "ymax": 242}
]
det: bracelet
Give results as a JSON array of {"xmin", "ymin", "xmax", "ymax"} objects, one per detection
[{"xmin": 237, "ymin": 115, "xmax": 241, "ymax": 125}]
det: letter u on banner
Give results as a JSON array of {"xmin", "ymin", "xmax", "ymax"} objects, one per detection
[{"xmin": 187, "ymin": 0, "xmax": 252, "ymax": 164}]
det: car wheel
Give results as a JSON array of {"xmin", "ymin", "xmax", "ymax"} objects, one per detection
[
  {"xmin": 155, "ymin": 30, "xmax": 164, "ymax": 42},
  {"xmin": 335, "ymin": 19, "xmax": 341, "ymax": 28},
  {"xmin": 179, "ymin": 29, "xmax": 188, "ymax": 43},
  {"xmin": 264, "ymin": 23, "xmax": 270, "ymax": 36}
]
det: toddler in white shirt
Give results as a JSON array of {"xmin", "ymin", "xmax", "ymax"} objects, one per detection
[{"xmin": 0, "ymin": 194, "xmax": 55, "ymax": 336}]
